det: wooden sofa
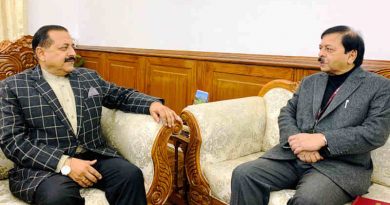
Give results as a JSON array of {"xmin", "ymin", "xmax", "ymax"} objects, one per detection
[
  {"xmin": 0, "ymin": 36, "xmax": 180, "ymax": 205},
  {"xmin": 181, "ymin": 71, "xmax": 390, "ymax": 205}
]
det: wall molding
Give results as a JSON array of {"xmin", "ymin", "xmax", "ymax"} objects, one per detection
[
  {"xmin": 76, "ymin": 45, "xmax": 389, "ymax": 113},
  {"xmin": 77, "ymin": 45, "xmax": 390, "ymax": 70}
]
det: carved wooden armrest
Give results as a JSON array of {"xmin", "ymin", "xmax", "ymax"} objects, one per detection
[{"xmin": 148, "ymin": 120, "xmax": 182, "ymax": 205}]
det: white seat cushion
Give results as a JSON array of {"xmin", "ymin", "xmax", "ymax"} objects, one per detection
[
  {"xmin": 268, "ymin": 183, "xmax": 390, "ymax": 204},
  {"xmin": 360, "ymin": 183, "xmax": 390, "ymax": 203},
  {"xmin": 204, "ymin": 156, "xmax": 390, "ymax": 204},
  {"xmin": 203, "ymin": 152, "xmax": 264, "ymax": 203},
  {"xmin": 0, "ymin": 150, "xmax": 13, "ymax": 180},
  {"xmin": 371, "ymin": 137, "xmax": 390, "ymax": 187},
  {"xmin": 0, "ymin": 180, "xmax": 109, "ymax": 205},
  {"xmin": 0, "ymin": 180, "xmax": 26, "ymax": 205},
  {"xmin": 268, "ymin": 189, "xmax": 295, "ymax": 205}
]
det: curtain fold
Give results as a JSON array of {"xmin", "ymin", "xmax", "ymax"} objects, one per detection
[{"xmin": 0, "ymin": 0, "xmax": 27, "ymax": 41}]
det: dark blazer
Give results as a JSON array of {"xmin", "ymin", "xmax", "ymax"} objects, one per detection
[
  {"xmin": 262, "ymin": 67, "xmax": 390, "ymax": 196},
  {"xmin": 0, "ymin": 66, "xmax": 161, "ymax": 203}
]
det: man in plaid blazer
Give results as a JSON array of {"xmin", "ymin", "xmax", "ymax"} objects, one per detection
[{"xmin": 0, "ymin": 25, "xmax": 181, "ymax": 205}]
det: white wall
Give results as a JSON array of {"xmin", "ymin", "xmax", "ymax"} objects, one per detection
[
  {"xmin": 28, "ymin": 0, "xmax": 390, "ymax": 60},
  {"xmin": 27, "ymin": 0, "xmax": 79, "ymax": 40}
]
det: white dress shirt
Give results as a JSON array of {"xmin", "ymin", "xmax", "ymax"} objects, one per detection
[{"xmin": 42, "ymin": 68, "xmax": 82, "ymax": 173}]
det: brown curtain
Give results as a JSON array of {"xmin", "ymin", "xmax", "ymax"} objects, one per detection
[{"xmin": 0, "ymin": 0, "xmax": 27, "ymax": 41}]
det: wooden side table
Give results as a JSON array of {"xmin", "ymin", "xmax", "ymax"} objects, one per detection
[{"xmin": 167, "ymin": 125, "xmax": 190, "ymax": 205}]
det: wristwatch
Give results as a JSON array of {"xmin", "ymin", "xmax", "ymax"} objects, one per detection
[
  {"xmin": 61, "ymin": 165, "xmax": 71, "ymax": 176},
  {"xmin": 60, "ymin": 158, "xmax": 72, "ymax": 176}
]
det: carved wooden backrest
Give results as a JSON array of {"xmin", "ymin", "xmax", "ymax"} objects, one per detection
[
  {"xmin": 0, "ymin": 35, "xmax": 37, "ymax": 80},
  {"xmin": 258, "ymin": 79, "xmax": 299, "ymax": 97},
  {"xmin": 370, "ymin": 68, "xmax": 390, "ymax": 79},
  {"xmin": 257, "ymin": 69, "xmax": 390, "ymax": 97}
]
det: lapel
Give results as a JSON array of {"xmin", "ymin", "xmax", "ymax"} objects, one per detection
[
  {"xmin": 317, "ymin": 67, "xmax": 366, "ymax": 122},
  {"xmin": 312, "ymin": 72, "xmax": 328, "ymax": 118},
  {"xmin": 31, "ymin": 65, "xmax": 75, "ymax": 136},
  {"xmin": 68, "ymin": 70, "xmax": 88, "ymax": 136}
]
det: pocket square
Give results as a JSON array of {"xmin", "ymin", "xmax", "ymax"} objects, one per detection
[{"xmin": 88, "ymin": 87, "xmax": 99, "ymax": 97}]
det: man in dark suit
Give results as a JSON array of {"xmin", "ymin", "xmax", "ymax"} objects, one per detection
[
  {"xmin": 231, "ymin": 25, "xmax": 390, "ymax": 205},
  {"xmin": 0, "ymin": 25, "xmax": 181, "ymax": 205}
]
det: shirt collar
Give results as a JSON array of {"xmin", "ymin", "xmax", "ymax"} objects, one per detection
[{"xmin": 41, "ymin": 68, "xmax": 68, "ymax": 82}]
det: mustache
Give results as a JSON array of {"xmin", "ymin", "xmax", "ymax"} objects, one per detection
[
  {"xmin": 64, "ymin": 56, "xmax": 76, "ymax": 62},
  {"xmin": 318, "ymin": 57, "xmax": 324, "ymax": 63}
]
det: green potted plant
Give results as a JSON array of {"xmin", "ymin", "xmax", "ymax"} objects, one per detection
[{"xmin": 74, "ymin": 54, "xmax": 85, "ymax": 67}]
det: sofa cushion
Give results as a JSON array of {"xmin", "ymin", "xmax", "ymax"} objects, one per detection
[
  {"xmin": 262, "ymin": 88, "xmax": 293, "ymax": 152},
  {"xmin": 80, "ymin": 188, "xmax": 109, "ymax": 205},
  {"xmin": 101, "ymin": 108, "xmax": 161, "ymax": 192},
  {"xmin": 268, "ymin": 183, "xmax": 390, "ymax": 204},
  {"xmin": 0, "ymin": 180, "xmax": 26, "ymax": 204},
  {"xmin": 204, "ymin": 151, "xmax": 390, "ymax": 204},
  {"xmin": 203, "ymin": 152, "xmax": 264, "ymax": 203},
  {"xmin": 360, "ymin": 183, "xmax": 390, "ymax": 203},
  {"xmin": 0, "ymin": 180, "xmax": 109, "ymax": 205},
  {"xmin": 186, "ymin": 97, "xmax": 266, "ymax": 165},
  {"xmin": 268, "ymin": 189, "xmax": 295, "ymax": 205},
  {"xmin": 0, "ymin": 150, "xmax": 13, "ymax": 180},
  {"xmin": 371, "ymin": 137, "xmax": 390, "ymax": 187}
]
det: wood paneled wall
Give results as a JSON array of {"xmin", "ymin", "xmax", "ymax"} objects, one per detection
[{"xmin": 77, "ymin": 46, "xmax": 390, "ymax": 113}]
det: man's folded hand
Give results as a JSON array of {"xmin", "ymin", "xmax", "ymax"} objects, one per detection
[
  {"xmin": 67, "ymin": 158, "xmax": 102, "ymax": 188},
  {"xmin": 288, "ymin": 133, "xmax": 327, "ymax": 154},
  {"xmin": 297, "ymin": 151, "xmax": 324, "ymax": 163}
]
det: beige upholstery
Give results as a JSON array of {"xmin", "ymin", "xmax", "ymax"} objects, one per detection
[
  {"xmin": 183, "ymin": 81, "xmax": 390, "ymax": 204},
  {"xmin": 0, "ymin": 149, "xmax": 12, "ymax": 180},
  {"xmin": 101, "ymin": 108, "xmax": 162, "ymax": 192},
  {"xmin": 186, "ymin": 96, "xmax": 266, "ymax": 167},
  {"xmin": 0, "ymin": 107, "xmax": 175, "ymax": 204}
]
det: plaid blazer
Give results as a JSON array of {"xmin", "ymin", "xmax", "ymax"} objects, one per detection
[{"xmin": 0, "ymin": 65, "xmax": 161, "ymax": 203}]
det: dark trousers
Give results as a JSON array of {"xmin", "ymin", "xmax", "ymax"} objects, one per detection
[
  {"xmin": 230, "ymin": 158, "xmax": 353, "ymax": 205},
  {"xmin": 35, "ymin": 152, "xmax": 147, "ymax": 205}
]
